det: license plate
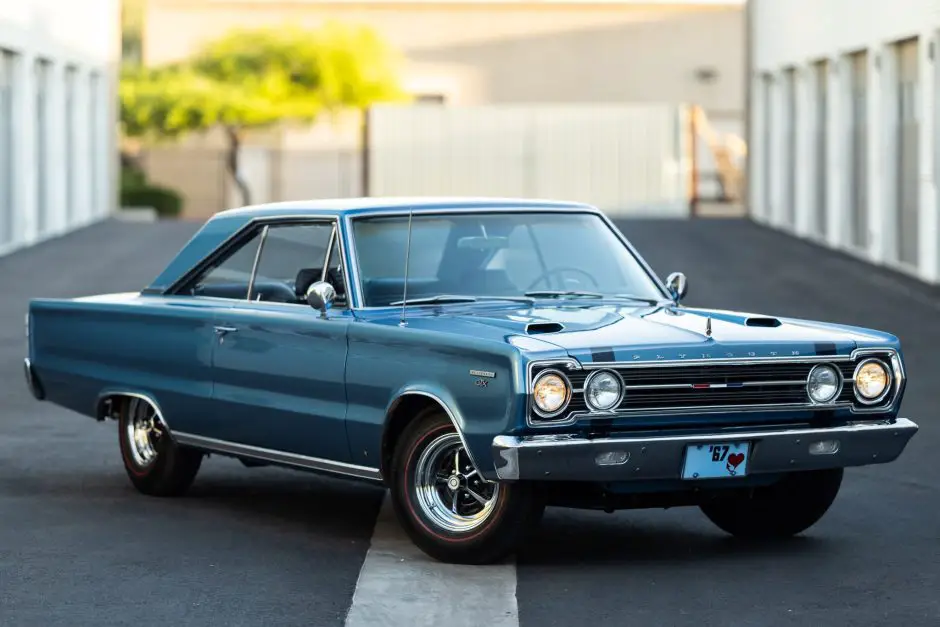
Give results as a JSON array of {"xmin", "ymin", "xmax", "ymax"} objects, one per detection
[{"xmin": 682, "ymin": 442, "xmax": 750, "ymax": 479}]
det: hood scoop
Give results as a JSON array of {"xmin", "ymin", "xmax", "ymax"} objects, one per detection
[
  {"xmin": 745, "ymin": 316, "xmax": 782, "ymax": 328},
  {"xmin": 525, "ymin": 321, "xmax": 565, "ymax": 335}
]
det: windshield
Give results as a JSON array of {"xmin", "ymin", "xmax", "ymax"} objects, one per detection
[{"xmin": 351, "ymin": 211, "xmax": 667, "ymax": 307}]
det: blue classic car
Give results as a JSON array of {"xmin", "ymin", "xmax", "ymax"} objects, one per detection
[{"xmin": 24, "ymin": 197, "xmax": 918, "ymax": 564}]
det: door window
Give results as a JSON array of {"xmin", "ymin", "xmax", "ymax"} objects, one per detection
[
  {"xmin": 183, "ymin": 221, "xmax": 344, "ymax": 305},
  {"xmin": 251, "ymin": 223, "xmax": 338, "ymax": 304},
  {"xmin": 188, "ymin": 230, "xmax": 264, "ymax": 300}
]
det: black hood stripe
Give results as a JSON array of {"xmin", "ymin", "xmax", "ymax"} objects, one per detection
[
  {"xmin": 590, "ymin": 347, "xmax": 616, "ymax": 363},
  {"xmin": 814, "ymin": 342, "xmax": 838, "ymax": 356}
]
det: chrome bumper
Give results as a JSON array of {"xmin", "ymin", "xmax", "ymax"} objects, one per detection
[
  {"xmin": 24, "ymin": 358, "xmax": 44, "ymax": 401},
  {"xmin": 492, "ymin": 418, "xmax": 919, "ymax": 481}
]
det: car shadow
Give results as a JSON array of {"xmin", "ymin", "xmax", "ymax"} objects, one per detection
[
  {"xmin": 516, "ymin": 507, "xmax": 838, "ymax": 567},
  {"xmin": 140, "ymin": 463, "xmax": 388, "ymax": 544},
  {"xmin": 143, "ymin": 472, "xmax": 840, "ymax": 567}
]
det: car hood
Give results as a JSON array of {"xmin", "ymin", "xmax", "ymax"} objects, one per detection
[{"xmin": 397, "ymin": 303, "xmax": 896, "ymax": 363}]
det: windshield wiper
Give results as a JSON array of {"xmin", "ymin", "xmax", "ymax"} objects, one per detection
[
  {"xmin": 612, "ymin": 294, "xmax": 663, "ymax": 305},
  {"xmin": 477, "ymin": 296, "xmax": 537, "ymax": 304},
  {"xmin": 389, "ymin": 294, "xmax": 478, "ymax": 306},
  {"xmin": 524, "ymin": 290, "xmax": 605, "ymax": 299},
  {"xmin": 524, "ymin": 290, "xmax": 664, "ymax": 305}
]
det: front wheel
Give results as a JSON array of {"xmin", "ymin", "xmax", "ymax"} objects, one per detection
[
  {"xmin": 699, "ymin": 468, "xmax": 844, "ymax": 539},
  {"xmin": 118, "ymin": 397, "xmax": 203, "ymax": 497},
  {"xmin": 389, "ymin": 408, "xmax": 544, "ymax": 564}
]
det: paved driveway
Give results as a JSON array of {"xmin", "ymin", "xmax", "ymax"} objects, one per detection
[{"xmin": 1, "ymin": 217, "xmax": 936, "ymax": 626}]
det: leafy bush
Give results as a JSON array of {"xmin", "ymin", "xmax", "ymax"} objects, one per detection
[
  {"xmin": 120, "ymin": 165, "xmax": 147, "ymax": 189},
  {"xmin": 120, "ymin": 184, "xmax": 183, "ymax": 217}
]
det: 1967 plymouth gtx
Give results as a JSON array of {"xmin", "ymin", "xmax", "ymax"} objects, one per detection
[{"xmin": 24, "ymin": 197, "xmax": 918, "ymax": 564}]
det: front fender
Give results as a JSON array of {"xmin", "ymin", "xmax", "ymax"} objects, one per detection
[{"xmin": 381, "ymin": 376, "xmax": 522, "ymax": 481}]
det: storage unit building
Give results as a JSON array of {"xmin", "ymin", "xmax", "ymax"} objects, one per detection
[
  {"xmin": 0, "ymin": 0, "xmax": 119, "ymax": 257},
  {"xmin": 748, "ymin": 0, "xmax": 940, "ymax": 284}
]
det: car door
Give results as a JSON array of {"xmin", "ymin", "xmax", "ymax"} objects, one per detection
[{"xmin": 208, "ymin": 220, "xmax": 353, "ymax": 462}]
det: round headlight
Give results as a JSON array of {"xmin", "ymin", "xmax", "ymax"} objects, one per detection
[
  {"xmin": 532, "ymin": 371, "xmax": 570, "ymax": 416},
  {"xmin": 807, "ymin": 364, "xmax": 841, "ymax": 403},
  {"xmin": 854, "ymin": 359, "xmax": 890, "ymax": 403},
  {"xmin": 585, "ymin": 370, "xmax": 623, "ymax": 411}
]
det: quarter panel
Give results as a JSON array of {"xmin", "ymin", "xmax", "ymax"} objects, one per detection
[{"xmin": 28, "ymin": 295, "xmax": 220, "ymax": 428}]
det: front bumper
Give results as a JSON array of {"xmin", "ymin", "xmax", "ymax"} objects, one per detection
[{"xmin": 492, "ymin": 418, "xmax": 919, "ymax": 481}]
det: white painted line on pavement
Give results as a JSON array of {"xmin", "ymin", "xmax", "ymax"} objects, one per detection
[{"xmin": 344, "ymin": 493, "xmax": 519, "ymax": 627}]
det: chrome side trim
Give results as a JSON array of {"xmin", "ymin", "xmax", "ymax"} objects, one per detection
[{"xmin": 173, "ymin": 432, "xmax": 383, "ymax": 482}]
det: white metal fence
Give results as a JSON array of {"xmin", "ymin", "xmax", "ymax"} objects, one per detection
[
  {"xmin": 142, "ymin": 103, "xmax": 707, "ymax": 220},
  {"xmin": 366, "ymin": 104, "xmax": 693, "ymax": 217}
]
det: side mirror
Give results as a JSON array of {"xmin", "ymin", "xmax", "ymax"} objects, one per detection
[
  {"xmin": 665, "ymin": 272, "xmax": 688, "ymax": 302},
  {"xmin": 305, "ymin": 281, "xmax": 336, "ymax": 317}
]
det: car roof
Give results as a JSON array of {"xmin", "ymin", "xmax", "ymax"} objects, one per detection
[
  {"xmin": 145, "ymin": 197, "xmax": 600, "ymax": 294},
  {"xmin": 217, "ymin": 196, "xmax": 597, "ymax": 219}
]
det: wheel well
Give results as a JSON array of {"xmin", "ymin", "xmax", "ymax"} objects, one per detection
[
  {"xmin": 96, "ymin": 393, "xmax": 154, "ymax": 422},
  {"xmin": 97, "ymin": 394, "xmax": 129, "ymax": 421},
  {"xmin": 381, "ymin": 394, "xmax": 443, "ymax": 482}
]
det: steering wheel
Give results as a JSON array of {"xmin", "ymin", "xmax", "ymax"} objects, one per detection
[{"xmin": 526, "ymin": 267, "xmax": 600, "ymax": 291}]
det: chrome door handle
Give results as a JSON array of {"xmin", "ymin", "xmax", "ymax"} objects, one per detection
[{"xmin": 214, "ymin": 325, "xmax": 238, "ymax": 335}]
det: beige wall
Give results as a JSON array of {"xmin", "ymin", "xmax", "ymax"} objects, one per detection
[
  {"xmin": 145, "ymin": 1, "xmax": 743, "ymax": 110},
  {"xmin": 140, "ymin": 1, "xmax": 744, "ymax": 217}
]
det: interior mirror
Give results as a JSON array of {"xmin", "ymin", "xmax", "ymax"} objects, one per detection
[
  {"xmin": 305, "ymin": 281, "xmax": 336, "ymax": 317},
  {"xmin": 457, "ymin": 235, "xmax": 510, "ymax": 251},
  {"xmin": 665, "ymin": 272, "xmax": 688, "ymax": 302}
]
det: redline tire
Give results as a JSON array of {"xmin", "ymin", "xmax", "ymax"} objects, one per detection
[
  {"xmin": 118, "ymin": 397, "xmax": 203, "ymax": 497},
  {"xmin": 700, "ymin": 468, "xmax": 844, "ymax": 539},
  {"xmin": 389, "ymin": 407, "xmax": 544, "ymax": 564}
]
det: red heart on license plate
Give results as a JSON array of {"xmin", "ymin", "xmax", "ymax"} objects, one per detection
[{"xmin": 727, "ymin": 452, "xmax": 745, "ymax": 469}]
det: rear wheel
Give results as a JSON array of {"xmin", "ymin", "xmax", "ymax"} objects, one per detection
[
  {"xmin": 389, "ymin": 407, "xmax": 544, "ymax": 564},
  {"xmin": 118, "ymin": 397, "xmax": 203, "ymax": 497},
  {"xmin": 700, "ymin": 468, "xmax": 844, "ymax": 539}
]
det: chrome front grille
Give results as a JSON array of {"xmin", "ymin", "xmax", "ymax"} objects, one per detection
[{"xmin": 527, "ymin": 353, "xmax": 900, "ymax": 427}]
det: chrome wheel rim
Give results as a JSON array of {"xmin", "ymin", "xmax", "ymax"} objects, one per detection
[
  {"xmin": 125, "ymin": 400, "xmax": 164, "ymax": 467},
  {"xmin": 414, "ymin": 432, "xmax": 499, "ymax": 533}
]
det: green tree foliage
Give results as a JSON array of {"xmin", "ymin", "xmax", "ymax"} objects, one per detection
[
  {"xmin": 120, "ymin": 23, "xmax": 408, "ymax": 205},
  {"xmin": 121, "ymin": 0, "xmax": 145, "ymax": 65}
]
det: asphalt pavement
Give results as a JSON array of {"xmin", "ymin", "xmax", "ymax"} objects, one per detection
[{"xmin": 0, "ymin": 217, "xmax": 936, "ymax": 626}]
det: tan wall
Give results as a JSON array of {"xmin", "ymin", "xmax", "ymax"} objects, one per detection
[
  {"xmin": 145, "ymin": 2, "xmax": 737, "ymax": 61},
  {"xmin": 145, "ymin": 1, "xmax": 743, "ymax": 109},
  {"xmin": 141, "ymin": 1, "xmax": 744, "ymax": 217}
]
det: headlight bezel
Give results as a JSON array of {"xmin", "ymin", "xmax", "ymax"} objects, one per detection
[
  {"xmin": 530, "ymin": 369, "xmax": 572, "ymax": 419},
  {"xmin": 853, "ymin": 358, "xmax": 893, "ymax": 405},
  {"xmin": 584, "ymin": 369, "xmax": 625, "ymax": 412},
  {"xmin": 805, "ymin": 363, "xmax": 842, "ymax": 404}
]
